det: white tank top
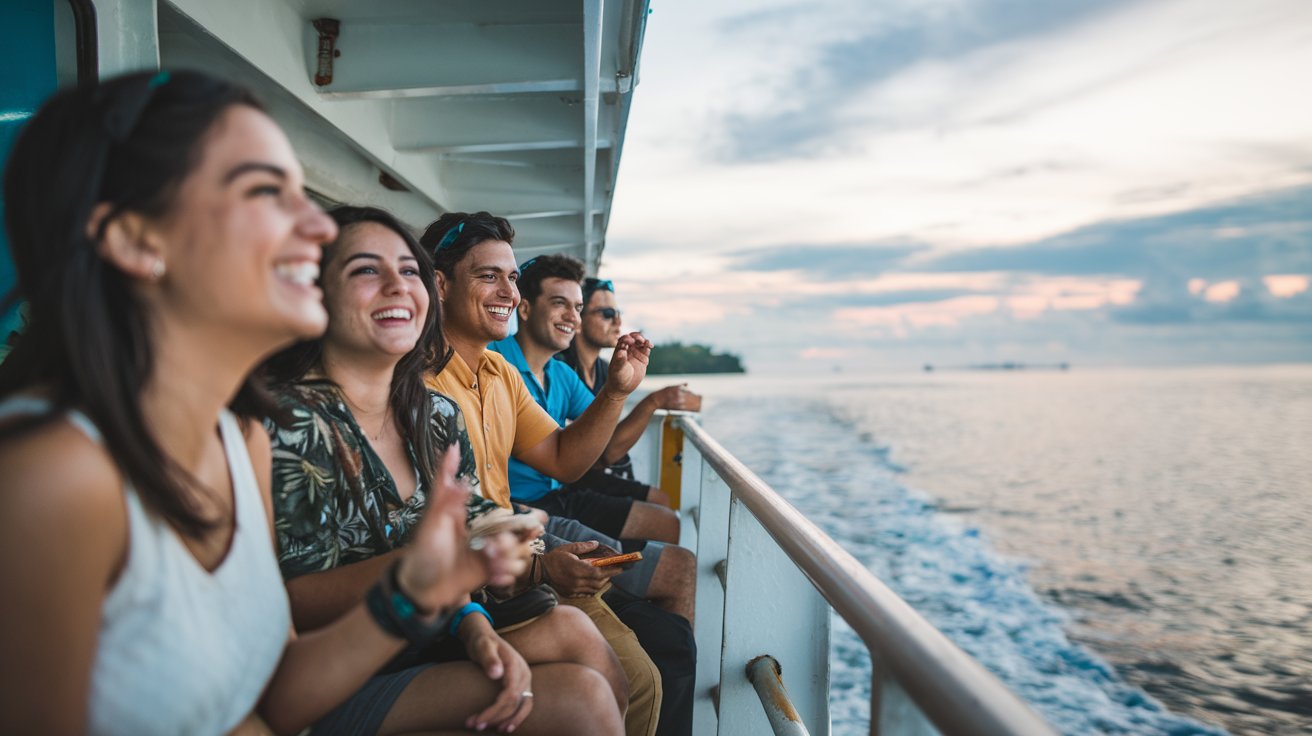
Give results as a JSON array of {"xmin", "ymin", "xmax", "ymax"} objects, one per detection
[{"xmin": 0, "ymin": 399, "xmax": 292, "ymax": 736}]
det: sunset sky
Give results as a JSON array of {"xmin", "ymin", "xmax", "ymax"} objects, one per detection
[{"xmin": 601, "ymin": 0, "xmax": 1312, "ymax": 373}]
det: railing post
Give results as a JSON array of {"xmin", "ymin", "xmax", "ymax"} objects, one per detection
[
  {"xmin": 688, "ymin": 444, "xmax": 729, "ymax": 734},
  {"xmin": 669, "ymin": 417, "xmax": 1055, "ymax": 736},
  {"xmin": 658, "ymin": 415, "xmax": 685, "ymax": 509},
  {"xmin": 718, "ymin": 493, "xmax": 831, "ymax": 736}
]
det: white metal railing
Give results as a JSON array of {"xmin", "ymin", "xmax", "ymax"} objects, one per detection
[{"xmin": 631, "ymin": 411, "xmax": 1056, "ymax": 736}]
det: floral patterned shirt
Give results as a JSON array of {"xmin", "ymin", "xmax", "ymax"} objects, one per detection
[{"xmin": 266, "ymin": 380, "xmax": 501, "ymax": 580}]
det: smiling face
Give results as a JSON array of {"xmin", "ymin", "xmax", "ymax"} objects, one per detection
[
  {"xmin": 518, "ymin": 276, "xmax": 584, "ymax": 354},
  {"xmin": 142, "ymin": 105, "xmax": 335, "ymax": 350},
  {"xmin": 580, "ymin": 288, "xmax": 622, "ymax": 349},
  {"xmin": 320, "ymin": 221, "xmax": 429, "ymax": 362},
  {"xmin": 436, "ymin": 239, "xmax": 520, "ymax": 345}
]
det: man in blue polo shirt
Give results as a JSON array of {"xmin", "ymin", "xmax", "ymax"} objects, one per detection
[{"xmin": 490, "ymin": 255, "xmax": 680, "ymax": 545}]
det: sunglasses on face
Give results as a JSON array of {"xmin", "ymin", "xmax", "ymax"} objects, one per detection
[{"xmin": 590, "ymin": 307, "xmax": 621, "ymax": 321}]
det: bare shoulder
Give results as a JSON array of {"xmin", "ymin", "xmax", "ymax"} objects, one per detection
[
  {"xmin": 0, "ymin": 418, "xmax": 127, "ymax": 732},
  {"xmin": 0, "ymin": 417, "xmax": 127, "ymax": 583}
]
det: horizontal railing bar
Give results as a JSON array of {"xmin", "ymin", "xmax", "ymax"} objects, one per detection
[
  {"xmin": 675, "ymin": 417, "xmax": 1056, "ymax": 736},
  {"xmin": 746, "ymin": 655, "xmax": 811, "ymax": 736}
]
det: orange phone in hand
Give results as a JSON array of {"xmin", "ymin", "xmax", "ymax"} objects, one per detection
[{"xmin": 588, "ymin": 551, "xmax": 643, "ymax": 567}]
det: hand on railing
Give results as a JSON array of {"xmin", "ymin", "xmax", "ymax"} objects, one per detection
[{"xmin": 651, "ymin": 384, "xmax": 702, "ymax": 413}]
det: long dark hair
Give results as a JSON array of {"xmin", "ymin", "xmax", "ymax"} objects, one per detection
[
  {"xmin": 262, "ymin": 205, "xmax": 448, "ymax": 490},
  {"xmin": 0, "ymin": 70, "xmax": 266, "ymax": 537}
]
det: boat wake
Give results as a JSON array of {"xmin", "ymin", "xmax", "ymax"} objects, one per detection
[{"xmin": 704, "ymin": 395, "xmax": 1228, "ymax": 736}]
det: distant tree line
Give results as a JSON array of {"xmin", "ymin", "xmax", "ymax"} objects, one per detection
[{"xmin": 647, "ymin": 341, "xmax": 746, "ymax": 375}]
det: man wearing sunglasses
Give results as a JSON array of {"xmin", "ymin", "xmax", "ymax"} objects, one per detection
[{"xmin": 559, "ymin": 278, "xmax": 702, "ymax": 490}]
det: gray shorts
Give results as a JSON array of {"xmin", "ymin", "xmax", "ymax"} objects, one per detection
[
  {"xmin": 542, "ymin": 516, "xmax": 664, "ymax": 598},
  {"xmin": 311, "ymin": 664, "xmax": 430, "ymax": 736}
]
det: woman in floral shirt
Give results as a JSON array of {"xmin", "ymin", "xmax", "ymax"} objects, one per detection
[{"xmin": 262, "ymin": 205, "xmax": 628, "ymax": 735}]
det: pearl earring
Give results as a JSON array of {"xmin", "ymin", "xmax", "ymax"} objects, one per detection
[{"xmin": 150, "ymin": 258, "xmax": 166, "ymax": 281}]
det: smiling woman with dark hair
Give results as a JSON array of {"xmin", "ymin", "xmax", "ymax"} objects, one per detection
[
  {"xmin": 0, "ymin": 71, "xmax": 514, "ymax": 736},
  {"xmin": 262, "ymin": 205, "xmax": 628, "ymax": 736}
]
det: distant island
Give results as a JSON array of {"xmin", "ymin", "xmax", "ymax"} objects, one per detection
[{"xmin": 648, "ymin": 341, "xmax": 746, "ymax": 375}]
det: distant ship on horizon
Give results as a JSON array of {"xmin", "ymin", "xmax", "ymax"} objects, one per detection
[{"xmin": 923, "ymin": 361, "xmax": 1071, "ymax": 372}]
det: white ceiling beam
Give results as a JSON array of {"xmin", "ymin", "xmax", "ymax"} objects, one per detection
[
  {"xmin": 309, "ymin": 22, "xmax": 582, "ymax": 97},
  {"xmin": 391, "ymin": 96, "xmax": 615, "ymax": 154},
  {"xmin": 504, "ymin": 210, "xmax": 584, "ymax": 221},
  {"xmin": 320, "ymin": 79, "xmax": 582, "ymax": 101}
]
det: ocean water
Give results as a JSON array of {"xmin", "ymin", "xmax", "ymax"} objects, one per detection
[{"xmin": 677, "ymin": 365, "xmax": 1311, "ymax": 736}]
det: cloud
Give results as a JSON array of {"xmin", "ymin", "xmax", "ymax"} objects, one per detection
[
  {"xmin": 1111, "ymin": 275, "xmax": 1312, "ymax": 325},
  {"xmin": 920, "ymin": 185, "xmax": 1312, "ymax": 280},
  {"xmin": 1264, "ymin": 274, "xmax": 1309, "ymax": 298},
  {"xmin": 715, "ymin": 0, "xmax": 1134, "ymax": 161},
  {"xmin": 603, "ymin": 0, "xmax": 1312, "ymax": 370},
  {"xmin": 729, "ymin": 241, "xmax": 926, "ymax": 278}
]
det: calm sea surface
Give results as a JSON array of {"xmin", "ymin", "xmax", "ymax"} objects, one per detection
[{"xmin": 669, "ymin": 365, "xmax": 1311, "ymax": 735}]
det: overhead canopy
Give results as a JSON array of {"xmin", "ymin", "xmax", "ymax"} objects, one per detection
[{"xmin": 149, "ymin": 0, "xmax": 650, "ymax": 272}]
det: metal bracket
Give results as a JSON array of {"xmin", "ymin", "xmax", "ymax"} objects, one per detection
[{"xmin": 312, "ymin": 18, "xmax": 340, "ymax": 86}]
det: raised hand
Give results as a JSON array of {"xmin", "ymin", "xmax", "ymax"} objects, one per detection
[
  {"xmin": 395, "ymin": 446, "xmax": 498, "ymax": 613},
  {"xmin": 603, "ymin": 331, "xmax": 653, "ymax": 398},
  {"xmin": 652, "ymin": 383, "xmax": 701, "ymax": 412}
]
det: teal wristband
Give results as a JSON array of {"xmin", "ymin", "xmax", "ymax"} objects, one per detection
[{"xmin": 449, "ymin": 602, "xmax": 493, "ymax": 636}]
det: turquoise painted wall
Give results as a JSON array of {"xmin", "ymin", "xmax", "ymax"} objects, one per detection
[{"xmin": 0, "ymin": 1, "xmax": 59, "ymax": 335}]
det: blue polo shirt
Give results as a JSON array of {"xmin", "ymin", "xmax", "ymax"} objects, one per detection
[{"xmin": 489, "ymin": 336, "xmax": 596, "ymax": 501}]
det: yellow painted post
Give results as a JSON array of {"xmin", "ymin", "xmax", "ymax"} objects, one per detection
[{"xmin": 659, "ymin": 416, "xmax": 685, "ymax": 509}]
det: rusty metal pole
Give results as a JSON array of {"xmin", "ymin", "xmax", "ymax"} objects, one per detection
[{"xmin": 746, "ymin": 655, "xmax": 811, "ymax": 736}]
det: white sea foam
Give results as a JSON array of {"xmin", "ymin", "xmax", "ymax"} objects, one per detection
[{"xmin": 704, "ymin": 388, "xmax": 1235, "ymax": 736}]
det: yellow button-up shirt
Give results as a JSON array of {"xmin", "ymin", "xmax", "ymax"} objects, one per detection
[{"xmin": 425, "ymin": 350, "xmax": 558, "ymax": 508}]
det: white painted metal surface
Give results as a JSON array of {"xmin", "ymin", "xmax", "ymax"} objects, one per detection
[
  {"xmin": 102, "ymin": 0, "xmax": 650, "ymax": 273},
  {"xmin": 635, "ymin": 412, "xmax": 1057, "ymax": 736}
]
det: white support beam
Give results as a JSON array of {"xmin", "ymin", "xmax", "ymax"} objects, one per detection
[
  {"xmin": 581, "ymin": 0, "xmax": 603, "ymax": 272},
  {"xmin": 96, "ymin": 0, "xmax": 160, "ymax": 75}
]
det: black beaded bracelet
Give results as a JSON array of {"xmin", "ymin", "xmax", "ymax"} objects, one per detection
[{"xmin": 364, "ymin": 562, "xmax": 455, "ymax": 645}]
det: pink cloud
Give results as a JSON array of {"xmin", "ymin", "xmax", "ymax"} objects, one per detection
[
  {"xmin": 800, "ymin": 347, "xmax": 851, "ymax": 360},
  {"xmin": 1263, "ymin": 274, "xmax": 1309, "ymax": 298},
  {"xmin": 1203, "ymin": 280, "xmax": 1241, "ymax": 303}
]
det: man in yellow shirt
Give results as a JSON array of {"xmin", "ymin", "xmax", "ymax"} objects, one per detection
[{"xmin": 422, "ymin": 212, "xmax": 696, "ymax": 736}]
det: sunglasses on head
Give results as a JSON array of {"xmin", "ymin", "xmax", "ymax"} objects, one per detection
[
  {"xmin": 432, "ymin": 221, "xmax": 465, "ymax": 253},
  {"xmin": 99, "ymin": 70, "xmax": 172, "ymax": 143},
  {"xmin": 90, "ymin": 71, "xmax": 172, "ymax": 239},
  {"xmin": 583, "ymin": 278, "xmax": 614, "ymax": 294},
  {"xmin": 517, "ymin": 256, "xmax": 540, "ymax": 274},
  {"xmin": 590, "ymin": 307, "xmax": 621, "ymax": 321}
]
